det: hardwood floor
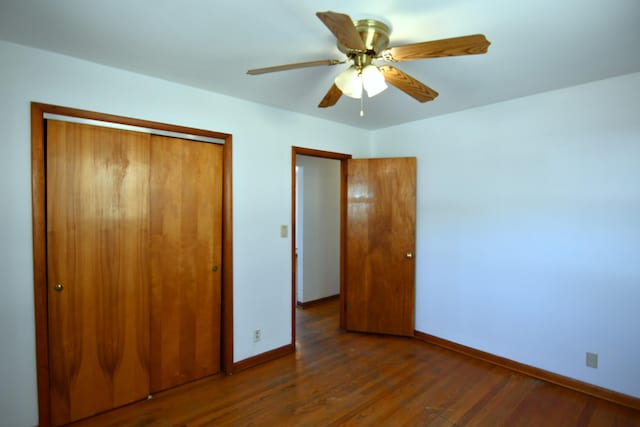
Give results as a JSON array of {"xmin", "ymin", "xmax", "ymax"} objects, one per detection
[{"xmin": 69, "ymin": 299, "xmax": 640, "ymax": 426}]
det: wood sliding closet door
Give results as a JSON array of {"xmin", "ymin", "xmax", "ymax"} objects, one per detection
[
  {"xmin": 45, "ymin": 120, "xmax": 223, "ymax": 426},
  {"xmin": 150, "ymin": 135, "xmax": 223, "ymax": 392},
  {"xmin": 46, "ymin": 121, "xmax": 151, "ymax": 426}
]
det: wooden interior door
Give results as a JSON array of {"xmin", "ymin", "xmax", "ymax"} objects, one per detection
[
  {"xmin": 344, "ymin": 157, "xmax": 416, "ymax": 336},
  {"xmin": 149, "ymin": 135, "xmax": 223, "ymax": 392},
  {"xmin": 46, "ymin": 120, "xmax": 151, "ymax": 426}
]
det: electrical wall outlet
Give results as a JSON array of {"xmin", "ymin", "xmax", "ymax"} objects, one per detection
[
  {"xmin": 280, "ymin": 225, "xmax": 288, "ymax": 238},
  {"xmin": 253, "ymin": 329, "xmax": 261, "ymax": 343},
  {"xmin": 586, "ymin": 352, "xmax": 598, "ymax": 369}
]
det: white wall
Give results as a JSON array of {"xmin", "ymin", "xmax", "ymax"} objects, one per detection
[
  {"xmin": 0, "ymin": 40, "xmax": 371, "ymax": 427},
  {"xmin": 296, "ymin": 156, "xmax": 341, "ymax": 303},
  {"xmin": 371, "ymin": 72, "xmax": 640, "ymax": 398}
]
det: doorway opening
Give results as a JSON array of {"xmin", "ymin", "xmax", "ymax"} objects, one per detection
[
  {"xmin": 295, "ymin": 156, "xmax": 340, "ymax": 305},
  {"xmin": 291, "ymin": 147, "xmax": 351, "ymax": 345}
]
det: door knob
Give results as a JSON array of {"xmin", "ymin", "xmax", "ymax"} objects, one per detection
[
  {"xmin": 54, "ymin": 283, "xmax": 64, "ymax": 292},
  {"xmin": 405, "ymin": 252, "xmax": 413, "ymax": 259}
]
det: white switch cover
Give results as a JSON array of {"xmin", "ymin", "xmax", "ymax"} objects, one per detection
[{"xmin": 280, "ymin": 225, "xmax": 288, "ymax": 238}]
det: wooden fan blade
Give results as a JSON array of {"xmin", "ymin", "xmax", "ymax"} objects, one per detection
[
  {"xmin": 382, "ymin": 34, "xmax": 490, "ymax": 62},
  {"xmin": 318, "ymin": 84, "xmax": 343, "ymax": 108},
  {"xmin": 247, "ymin": 59, "xmax": 341, "ymax": 75},
  {"xmin": 380, "ymin": 66, "xmax": 438, "ymax": 103},
  {"xmin": 316, "ymin": 11, "xmax": 366, "ymax": 51}
]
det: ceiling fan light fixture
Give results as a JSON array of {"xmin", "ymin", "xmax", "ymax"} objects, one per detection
[
  {"xmin": 335, "ymin": 64, "xmax": 388, "ymax": 99},
  {"xmin": 334, "ymin": 66, "xmax": 362, "ymax": 98}
]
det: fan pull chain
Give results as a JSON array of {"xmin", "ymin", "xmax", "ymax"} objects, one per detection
[{"xmin": 360, "ymin": 79, "xmax": 365, "ymax": 117}]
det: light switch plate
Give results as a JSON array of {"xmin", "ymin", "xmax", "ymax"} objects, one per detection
[
  {"xmin": 280, "ymin": 225, "xmax": 288, "ymax": 238},
  {"xmin": 586, "ymin": 352, "xmax": 598, "ymax": 369}
]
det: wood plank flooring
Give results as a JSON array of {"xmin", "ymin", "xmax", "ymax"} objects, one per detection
[{"xmin": 69, "ymin": 299, "xmax": 640, "ymax": 426}]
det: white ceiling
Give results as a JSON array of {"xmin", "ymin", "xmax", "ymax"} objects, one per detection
[{"xmin": 1, "ymin": 0, "xmax": 639, "ymax": 130}]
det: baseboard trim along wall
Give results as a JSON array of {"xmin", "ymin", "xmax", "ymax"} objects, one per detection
[
  {"xmin": 414, "ymin": 330, "xmax": 640, "ymax": 411},
  {"xmin": 296, "ymin": 294, "xmax": 340, "ymax": 309},
  {"xmin": 232, "ymin": 344, "xmax": 295, "ymax": 374}
]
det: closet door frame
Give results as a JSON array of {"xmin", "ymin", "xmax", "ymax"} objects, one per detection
[{"xmin": 30, "ymin": 102, "xmax": 234, "ymax": 427}]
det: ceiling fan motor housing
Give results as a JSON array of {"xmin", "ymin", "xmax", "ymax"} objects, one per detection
[{"xmin": 337, "ymin": 19, "xmax": 390, "ymax": 56}]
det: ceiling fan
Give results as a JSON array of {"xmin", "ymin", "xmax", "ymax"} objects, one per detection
[{"xmin": 247, "ymin": 11, "xmax": 490, "ymax": 112}]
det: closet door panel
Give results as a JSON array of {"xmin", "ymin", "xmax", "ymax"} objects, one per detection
[
  {"xmin": 150, "ymin": 136, "xmax": 223, "ymax": 392},
  {"xmin": 46, "ymin": 120, "xmax": 151, "ymax": 426}
]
